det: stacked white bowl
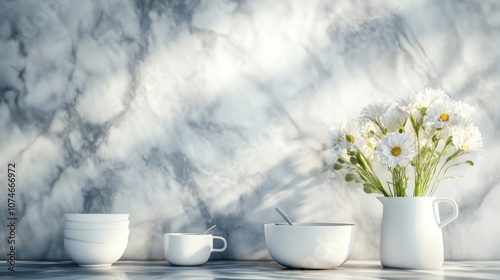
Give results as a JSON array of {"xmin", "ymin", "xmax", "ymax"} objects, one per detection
[{"xmin": 63, "ymin": 214, "xmax": 130, "ymax": 267}]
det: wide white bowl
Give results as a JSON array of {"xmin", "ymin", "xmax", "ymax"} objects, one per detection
[
  {"xmin": 64, "ymin": 229, "xmax": 129, "ymax": 243},
  {"xmin": 64, "ymin": 220, "xmax": 129, "ymax": 230},
  {"xmin": 64, "ymin": 238, "xmax": 128, "ymax": 267},
  {"xmin": 265, "ymin": 223, "xmax": 356, "ymax": 269},
  {"xmin": 64, "ymin": 214, "xmax": 129, "ymax": 223}
]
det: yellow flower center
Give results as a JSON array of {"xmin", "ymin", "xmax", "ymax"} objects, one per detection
[
  {"xmin": 346, "ymin": 134, "xmax": 355, "ymax": 143},
  {"xmin": 462, "ymin": 144, "xmax": 468, "ymax": 150},
  {"xmin": 391, "ymin": 146, "xmax": 402, "ymax": 156},
  {"xmin": 440, "ymin": 113, "xmax": 450, "ymax": 122}
]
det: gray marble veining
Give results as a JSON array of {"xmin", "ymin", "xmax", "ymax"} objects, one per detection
[{"xmin": 0, "ymin": 0, "xmax": 500, "ymax": 261}]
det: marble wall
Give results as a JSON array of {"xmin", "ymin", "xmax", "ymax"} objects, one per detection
[{"xmin": 1, "ymin": 0, "xmax": 499, "ymax": 261}]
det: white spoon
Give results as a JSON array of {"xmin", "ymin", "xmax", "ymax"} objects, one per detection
[
  {"xmin": 275, "ymin": 207, "xmax": 293, "ymax": 226},
  {"xmin": 199, "ymin": 225, "xmax": 216, "ymax": 234}
]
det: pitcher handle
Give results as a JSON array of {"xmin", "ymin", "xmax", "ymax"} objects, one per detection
[{"xmin": 433, "ymin": 197, "xmax": 459, "ymax": 228}]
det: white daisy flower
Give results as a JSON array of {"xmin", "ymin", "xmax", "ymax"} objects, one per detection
[
  {"xmin": 361, "ymin": 100, "xmax": 394, "ymax": 136},
  {"xmin": 455, "ymin": 100, "xmax": 475, "ymax": 119},
  {"xmin": 361, "ymin": 120, "xmax": 377, "ymax": 138},
  {"xmin": 377, "ymin": 132, "xmax": 416, "ymax": 168},
  {"xmin": 361, "ymin": 100, "xmax": 393, "ymax": 120},
  {"xmin": 398, "ymin": 87, "xmax": 451, "ymax": 116},
  {"xmin": 382, "ymin": 107, "xmax": 407, "ymax": 133},
  {"xmin": 451, "ymin": 122, "xmax": 483, "ymax": 154},
  {"xmin": 414, "ymin": 87, "xmax": 451, "ymax": 108},
  {"xmin": 424, "ymin": 99, "xmax": 461, "ymax": 129},
  {"xmin": 328, "ymin": 120, "xmax": 364, "ymax": 152},
  {"xmin": 360, "ymin": 140, "xmax": 377, "ymax": 159}
]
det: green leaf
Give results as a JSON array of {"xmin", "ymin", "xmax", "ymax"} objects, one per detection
[
  {"xmin": 337, "ymin": 158, "xmax": 346, "ymax": 164},
  {"xmin": 366, "ymin": 141, "xmax": 375, "ymax": 150},
  {"xmin": 446, "ymin": 136, "xmax": 453, "ymax": 146},
  {"xmin": 350, "ymin": 157, "xmax": 358, "ymax": 164},
  {"xmin": 466, "ymin": 160, "xmax": 474, "ymax": 166},
  {"xmin": 333, "ymin": 163, "xmax": 343, "ymax": 170},
  {"xmin": 363, "ymin": 183, "xmax": 377, "ymax": 194},
  {"xmin": 445, "ymin": 150, "xmax": 460, "ymax": 163},
  {"xmin": 345, "ymin": 173, "xmax": 356, "ymax": 182}
]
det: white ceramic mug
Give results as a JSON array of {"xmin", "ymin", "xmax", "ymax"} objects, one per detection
[{"xmin": 163, "ymin": 233, "xmax": 227, "ymax": 266}]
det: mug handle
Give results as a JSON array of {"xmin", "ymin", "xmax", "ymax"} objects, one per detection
[
  {"xmin": 212, "ymin": 236, "xmax": 227, "ymax": 252},
  {"xmin": 433, "ymin": 197, "xmax": 459, "ymax": 228}
]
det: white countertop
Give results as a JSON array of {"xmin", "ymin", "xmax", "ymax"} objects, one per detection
[{"xmin": 2, "ymin": 260, "xmax": 499, "ymax": 279}]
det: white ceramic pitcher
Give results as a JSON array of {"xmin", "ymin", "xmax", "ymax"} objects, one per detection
[{"xmin": 378, "ymin": 197, "xmax": 459, "ymax": 269}]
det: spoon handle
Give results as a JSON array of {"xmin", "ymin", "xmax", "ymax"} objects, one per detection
[
  {"xmin": 275, "ymin": 207, "xmax": 293, "ymax": 226},
  {"xmin": 200, "ymin": 225, "xmax": 216, "ymax": 234}
]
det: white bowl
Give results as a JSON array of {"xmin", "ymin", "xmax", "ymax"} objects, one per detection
[
  {"xmin": 64, "ymin": 229, "xmax": 129, "ymax": 243},
  {"xmin": 265, "ymin": 223, "xmax": 356, "ymax": 269},
  {"xmin": 64, "ymin": 214, "xmax": 129, "ymax": 223},
  {"xmin": 64, "ymin": 238, "xmax": 128, "ymax": 267},
  {"xmin": 64, "ymin": 220, "xmax": 129, "ymax": 230}
]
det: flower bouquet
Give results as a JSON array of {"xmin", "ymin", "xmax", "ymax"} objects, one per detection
[{"xmin": 327, "ymin": 88, "xmax": 483, "ymax": 197}]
